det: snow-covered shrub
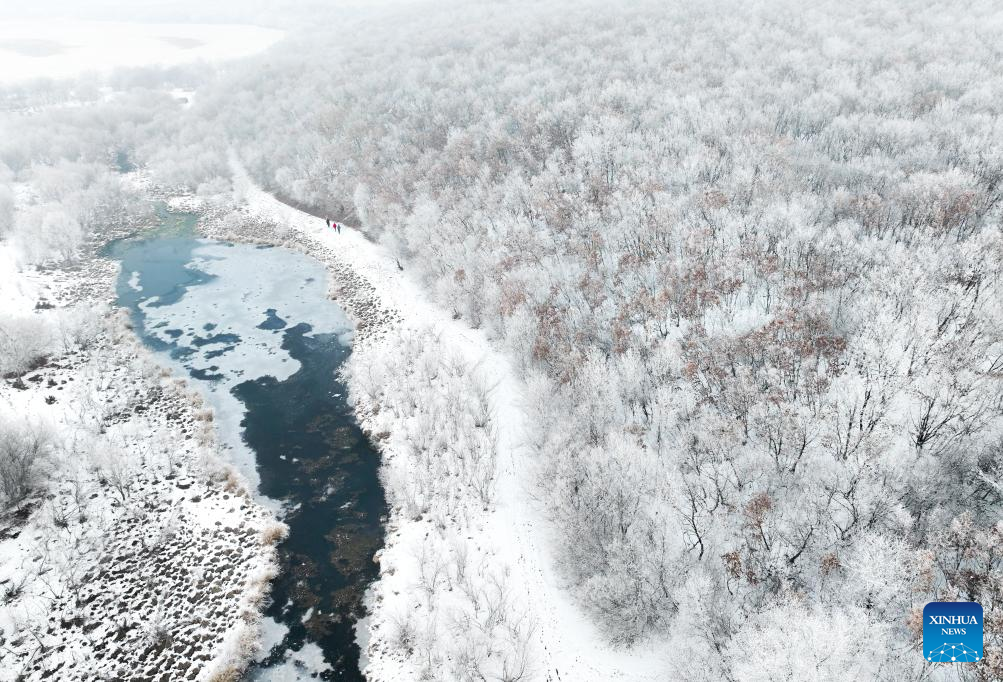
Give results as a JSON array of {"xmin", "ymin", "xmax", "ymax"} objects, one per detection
[
  {"xmin": 258, "ymin": 520, "xmax": 288, "ymax": 546},
  {"xmin": 344, "ymin": 324, "xmax": 540, "ymax": 679},
  {"xmin": 54, "ymin": 305, "xmax": 104, "ymax": 352},
  {"xmin": 12, "ymin": 203, "xmax": 84, "ymax": 263},
  {"xmin": 0, "ymin": 419, "xmax": 54, "ymax": 510},
  {"xmin": 0, "ymin": 314, "xmax": 53, "ymax": 377}
]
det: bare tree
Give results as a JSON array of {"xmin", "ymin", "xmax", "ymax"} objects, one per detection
[
  {"xmin": 0, "ymin": 421, "xmax": 53, "ymax": 510},
  {"xmin": 0, "ymin": 316, "xmax": 50, "ymax": 378}
]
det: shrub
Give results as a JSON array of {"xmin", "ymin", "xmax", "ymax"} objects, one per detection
[
  {"xmin": 0, "ymin": 316, "xmax": 52, "ymax": 377},
  {"xmin": 0, "ymin": 421, "xmax": 53, "ymax": 510}
]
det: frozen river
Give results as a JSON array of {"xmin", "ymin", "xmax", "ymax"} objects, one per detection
[
  {"xmin": 0, "ymin": 20, "xmax": 283, "ymax": 83},
  {"xmin": 107, "ymin": 217, "xmax": 386, "ymax": 680}
]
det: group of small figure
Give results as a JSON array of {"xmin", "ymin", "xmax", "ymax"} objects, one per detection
[{"xmin": 322, "ymin": 214, "xmax": 402, "ymax": 271}]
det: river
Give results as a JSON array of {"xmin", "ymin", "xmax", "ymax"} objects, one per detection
[{"xmin": 105, "ymin": 213, "xmax": 386, "ymax": 680}]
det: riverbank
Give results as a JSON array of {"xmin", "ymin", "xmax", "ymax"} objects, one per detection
[{"xmin": 0, "ymin": 222, "xmax": 283, "ymax": 681}]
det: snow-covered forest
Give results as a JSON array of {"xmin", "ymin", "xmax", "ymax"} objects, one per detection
[
  {"xmin": 215, "ymin": 1, "xmax": 1003, "ymax": 678},
  {"xmin": 2, "ymin": 0, "xmax": 1003, "ymax": 679}
]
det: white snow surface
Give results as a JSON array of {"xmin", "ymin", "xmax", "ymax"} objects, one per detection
[
  {"xmin": 231, "ymin": 162, "xmax": 670, "ymax": 680},
  {"xmin": 0, "ymin": 20, "xmax": 284, "ymax": 84},
  {"xmin": 127, "ymin": 270, "xmax": 142, "ymax": 291},
  {"xmin": 249, "ymin": 616, "xmax": 331, "ymax": 681}
]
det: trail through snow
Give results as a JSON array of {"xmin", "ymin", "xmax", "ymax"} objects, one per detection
[{"xmin": 231, "ymin": 162, "xmax": 667, "ymax": 681}]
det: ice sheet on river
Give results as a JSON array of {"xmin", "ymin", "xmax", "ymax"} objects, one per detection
[{"xmin": 138, "ymin": 241, "xmax": 354, "ymax": 493}]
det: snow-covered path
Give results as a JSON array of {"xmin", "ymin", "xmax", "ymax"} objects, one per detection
[{"xmin": 230, "ymin": 162, "xmax": 667, "ymax": 681}]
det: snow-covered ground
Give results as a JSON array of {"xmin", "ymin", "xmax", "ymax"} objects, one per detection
[
  {"xmin": 230, "ymin": 163, "xmax": 671, "ymax": 680},
  {"xmin": 0, "ymin": 253, "xmax": 283, "ymax": 681},
  {"xmin": 0, "ymin": 20, "xmax": 283, "ymax": 84}
]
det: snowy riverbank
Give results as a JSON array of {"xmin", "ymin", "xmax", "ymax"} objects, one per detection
[{"xmin": 0, "ymin": 235, "xmax": 283, "ymax": 681}]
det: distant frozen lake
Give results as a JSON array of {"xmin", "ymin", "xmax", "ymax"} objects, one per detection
[{"xmin": 0, "ymin": 20, "xmax": 283, "ymax": 83}]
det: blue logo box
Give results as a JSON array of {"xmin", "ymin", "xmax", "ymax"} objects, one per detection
[{"xmin": 923, "ymin": 602, "xmax": 983, "ymax": 663}]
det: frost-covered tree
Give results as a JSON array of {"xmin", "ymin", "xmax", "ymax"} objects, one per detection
[{"xmin": 0, "ymin": 420, "xmax": 53, "ymax": 510}]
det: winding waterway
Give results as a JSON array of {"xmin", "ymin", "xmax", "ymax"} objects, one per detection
[{"xmin": 106, "ymin": 213, "xmax": 386, "ymax": 680}]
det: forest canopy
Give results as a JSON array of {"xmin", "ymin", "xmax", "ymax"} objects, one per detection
[{"xmin": 200, "ymin": 0, "xmax": 1003, "ymax": 677}]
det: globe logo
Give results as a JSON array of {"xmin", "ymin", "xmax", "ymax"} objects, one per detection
[{"xmin": 926, "ymin": 642, "xmax": 980, "ymax": 663}]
